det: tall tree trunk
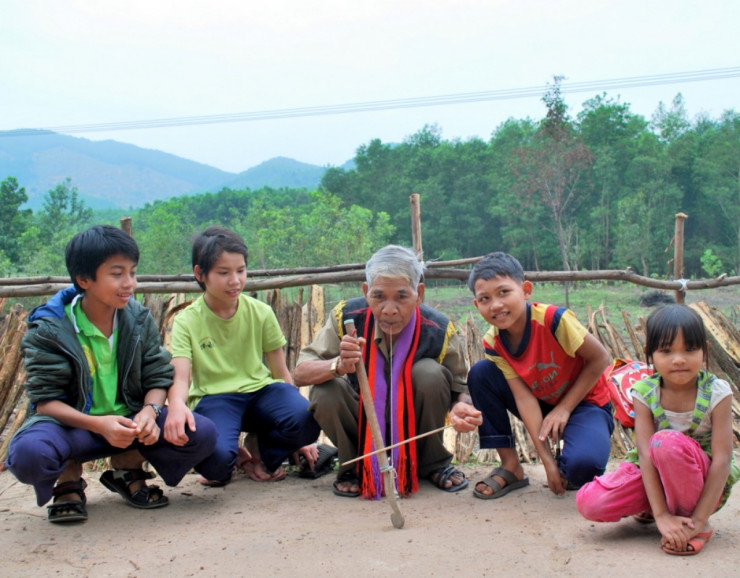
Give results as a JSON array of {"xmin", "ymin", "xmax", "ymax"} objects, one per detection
[{"xmin": 555, "ymin": 213, "xmax": 571, "ymax": 307}]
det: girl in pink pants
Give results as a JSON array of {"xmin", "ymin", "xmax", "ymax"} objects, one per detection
[{"xmin": 576, "ymin": 304, "xmax": 738, "ymax": 556}]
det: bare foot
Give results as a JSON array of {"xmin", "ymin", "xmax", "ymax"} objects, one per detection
[
  {"xmin": 238, "ymin": 434, "xmax": 286, "ymax": 481},
  {"xmin": 242, "ymin": 458, "xmax": 286, "ymax": 482},
  {"xmin": 429, "ymin": 466, "xmax": 467, "ymax": 490},
  {"xmin": 332, "ymin": 472, "xmax": 360, "ymax": 497},
  {"xmin": 335, "ymin": 479, "xmax": 359, "ymax": 494},
  {"xmin": 199, "ymin": 477, "xmax": 228, "ymax": 487}
]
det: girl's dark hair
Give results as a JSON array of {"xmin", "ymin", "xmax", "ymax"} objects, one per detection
[
  {"xmin": 191, "ymin": 226, "xmax": 248, "ymax": 290},
  {"xmin": 644, "ymin": 304, "xmax": 708, "ymax": 365},
  {"xmin": 65, "ymin": 225, "xmax": 139, "ymax": 291}
]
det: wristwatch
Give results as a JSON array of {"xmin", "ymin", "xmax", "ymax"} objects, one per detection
[
  {"xmin": 144, "ymin": 403, "xmax": 162, "ymax": 418},
  {"xmin": 330, "ymin": 356, "xmax": 342, "ymax": 377}
]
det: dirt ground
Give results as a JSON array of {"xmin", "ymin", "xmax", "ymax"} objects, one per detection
[{"xmin": 1, "ymin": 457, "xmax": 738, "ymax": 578}]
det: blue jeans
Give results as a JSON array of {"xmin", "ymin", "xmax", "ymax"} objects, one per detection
[
  {"xmin": 468, "ymin": 359, "xmax": 614, "ymax": 487},
  {"xmin": 193, "ymin": 382, "xmax": 321, "ymax": 482},
  {"xmin": 6, "ymin": 408, "xmax": 218, "ymax": 506}
]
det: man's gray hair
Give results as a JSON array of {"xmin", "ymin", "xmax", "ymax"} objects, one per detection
[{"xmin": 365, "ymin": 245, "xmax": 425, "ymax": 287}]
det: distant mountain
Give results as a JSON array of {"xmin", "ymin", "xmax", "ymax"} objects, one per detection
[
  {"xmin": 225, "ymin": 156, "xmax": 326, "ymax": 190},
  {"xmin": 0, "ymin": 130, "xmax": 344, "ymax": 210}
]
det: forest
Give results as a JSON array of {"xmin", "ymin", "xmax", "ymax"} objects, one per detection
[{"xmin": 1, "ymin": 81, "xmax": 739, "ymax": 279}]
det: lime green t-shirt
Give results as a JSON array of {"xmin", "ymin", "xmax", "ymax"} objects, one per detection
[
  {"xmin": 65, "ymin": 296, "xmax": 128, "ymax": 416},
  {"xmin": 170, "ymin": 294, "xmax": 287, "ymax": 408}
]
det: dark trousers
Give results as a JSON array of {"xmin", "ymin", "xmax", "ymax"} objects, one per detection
[
  {"xmin": 309, "ymin": 358, "xmax": 455, "ymax": 478},
  {"xmin": 193, "ymin": 382, "xmax": 321, "ymax": 481},
  {"xmin": 6, "ymin": 408, "xmax": 218, "ymax": 506},
  {"xmin": 468, "ymin": 359, "xmax": 614, "ymax": 487}
]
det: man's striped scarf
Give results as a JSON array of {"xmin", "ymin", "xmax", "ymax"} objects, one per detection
[{"xmin": 356, "ymin": 308, "xmax": 420, "ymax": 500}]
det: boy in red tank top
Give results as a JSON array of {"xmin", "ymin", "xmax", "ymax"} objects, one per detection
[{"xmin": 467, "ymin": 252, "xmax": 614, "ymax": 500}]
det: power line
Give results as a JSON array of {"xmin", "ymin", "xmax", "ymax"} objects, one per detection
[{"xmin": 3, "ymin": 66, "xmax": 739, "ymax": 137}]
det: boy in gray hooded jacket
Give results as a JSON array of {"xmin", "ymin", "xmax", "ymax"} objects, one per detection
[{"xmin": 5, "ymin": 225, "xmax": 217, "ymax": 523}]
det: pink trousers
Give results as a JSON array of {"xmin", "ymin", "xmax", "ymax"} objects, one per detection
[{"xmin": 576, "ymin": 430, "xmax": 713, "ymax": 522}]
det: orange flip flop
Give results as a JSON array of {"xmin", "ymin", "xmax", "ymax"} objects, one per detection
[{"xmin": 662, "ymin": 529, "xmax": 713, "ymax": 556}]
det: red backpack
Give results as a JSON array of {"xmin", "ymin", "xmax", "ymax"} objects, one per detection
[{"xmin": 606, "ymin": 359, "xmax": 654, "ymax": 428}]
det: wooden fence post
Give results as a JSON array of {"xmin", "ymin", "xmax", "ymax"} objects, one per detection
[
  {"xmin": 410, "ymin": 194, "xmax": 423, "ymax": 260},
  {"xmin": 674, "ymin": 212, "xmax": 688, "ymax": 303},
  {"xmin": 120, "ymin": 217, "xmax": 133, "ymax": 237}
]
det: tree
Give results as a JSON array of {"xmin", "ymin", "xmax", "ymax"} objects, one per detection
[
  {"xmin": 487, "ymin": 118, "xmax": 542, "ymax": 269},
  {"xmin": 693, "ymin": 110, "xmax": 740, "ymax": 272},
  {"xmin": 18, "ymin": 179, "xmax": 93, "ymax": 276},
  {"xmin": 134, "ymin": 199, "xmax": 194, "ymax": 274},
  {"xmin": 511, "ymin": 77, "xmax": 593, "ymax": 280},
  {"xmin": 577, "ymin": 94, "xmax": 650, "ymax": 269},
  {"xmin": 612, "ymin": 134, "xmax": 679, "ymax": 276},
  {"xmin": 0, "ymin": 177, "xmax": 32, "ymax": 267},
  {"xmin": 237, "ymin": 189, "xmax": 394, "ymax": 269},
  {"xmin": 38, "ymin": 179, "xmax": 94, "ymax": 238},
  {"xmin": 652, "ymin": 93, "xmax": 690, "ymax": 143}
]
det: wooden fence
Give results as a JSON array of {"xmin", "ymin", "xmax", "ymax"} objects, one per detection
[
  {"xmin": 1, "ymin": 209, "xmax": 739, "ymax": 464},
  {"xmin": 2, "ymin": 284, "xmax": 739, "ymax": 468}
]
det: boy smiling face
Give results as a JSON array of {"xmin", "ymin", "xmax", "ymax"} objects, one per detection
[
  {"xmin": 76, "ymin": 254, "xmax": 137, "ymax": 331},
  {"xmin": 472, "ymin": 275, "xmax": 532, "ymax": 340}
]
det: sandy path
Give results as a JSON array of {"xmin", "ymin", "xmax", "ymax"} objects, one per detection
[{"xmin": 1, "ymin": 460, "xmax": 738, "ymax": 577}]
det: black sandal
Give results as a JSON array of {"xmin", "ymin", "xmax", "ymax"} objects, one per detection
[
  {"xmin": 99, "ymin": 469, "xmax": 169, "ymax": 509},
  {"xmin": 47, "ymin": 479, "xmax": 88, "ymax": 523},
  {"xmin": 299, "ymin": 444, "xmax": 338, "ymax": 480}
]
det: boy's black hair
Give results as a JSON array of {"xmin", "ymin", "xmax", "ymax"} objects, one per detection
[
  {"xmin": 65, "ymin": 225, "xmax": 140, "ymax": 291},
  {"xmin": 468, "ymin": 251, "xmax": 525, "ymax": 293},
  {"xmin": 644, "ymin": 304, "xmax": 708, "ymax": 365},
  {"xmin": 191, "ymin": 226, "xmax": 249, "ymax": 290}
]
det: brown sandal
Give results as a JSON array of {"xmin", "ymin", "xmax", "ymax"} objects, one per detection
[{"xmin": 473, "ymin": 467, "xmax": 529, "ymax": 499}]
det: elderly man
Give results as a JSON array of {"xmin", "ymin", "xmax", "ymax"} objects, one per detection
[{"xmin": 293, "ymin": 245, "xmax": 481, "ymax": 498}]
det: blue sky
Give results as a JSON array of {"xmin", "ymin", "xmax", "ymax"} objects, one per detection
[{"xmin": 2, "ymin": 0, "xmax": 738, "ymax": 173}]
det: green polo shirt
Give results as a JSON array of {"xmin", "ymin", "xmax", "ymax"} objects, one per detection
[{"xmin": 66, "ymin": 296, "xmax": 128, "ymax": 416}]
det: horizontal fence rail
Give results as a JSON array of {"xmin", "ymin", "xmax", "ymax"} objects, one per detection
[{"xmin": 1, "ymin": 267, "xmax": 739, "ymax": 298}]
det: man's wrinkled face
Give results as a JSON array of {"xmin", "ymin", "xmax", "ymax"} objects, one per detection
[{"xmin": 363, "ymin": 275, "xmax": 424, "ymax": 339}]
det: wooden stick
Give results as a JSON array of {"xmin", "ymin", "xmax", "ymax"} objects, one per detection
[
  {"xmin": 341, "ymin": 425, "xmax": 453, "ymax": 466},
  {"xmin": 345, "ymin": 319, "xmax": 405, "ymax": 529}
]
